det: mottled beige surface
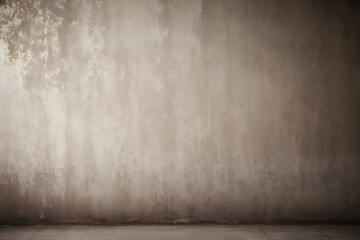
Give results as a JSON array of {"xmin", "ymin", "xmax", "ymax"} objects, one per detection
[{"xmin": 0, "ymin": 0, "xmax": 360, "ymax": 223}]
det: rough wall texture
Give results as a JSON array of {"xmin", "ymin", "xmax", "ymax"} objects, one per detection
[{"xmin": 0, "ymin": 0, "xmax": 360, "ymax": 224}]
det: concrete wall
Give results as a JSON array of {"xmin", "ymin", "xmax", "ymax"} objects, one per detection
[{"xmin": 0, "ymin": 0, "xmax": 360, "ymax": 224}]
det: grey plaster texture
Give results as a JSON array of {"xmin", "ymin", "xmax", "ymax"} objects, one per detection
[{"xmin": 0, "ymin": 0, "xmax": 360, "ymax": 223}]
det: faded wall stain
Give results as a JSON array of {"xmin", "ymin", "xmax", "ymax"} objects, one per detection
[{"xmin": 0, "ymin": 0, "xmax": 360, "ymax": 223}]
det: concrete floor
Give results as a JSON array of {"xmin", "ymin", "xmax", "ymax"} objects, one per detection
[{"xmin": 0, "ymin": 225, "xmax": 359, "ymax": 240}]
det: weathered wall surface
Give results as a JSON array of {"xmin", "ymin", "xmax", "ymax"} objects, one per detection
[{"xmin": 0, "ymin": 0, "xmax": 360, "ymax": 223}]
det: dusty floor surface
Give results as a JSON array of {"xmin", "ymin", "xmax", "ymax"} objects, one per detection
[{"xmin": 0, "ymin": 225, "xmax": 359, "ymax": 240}]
